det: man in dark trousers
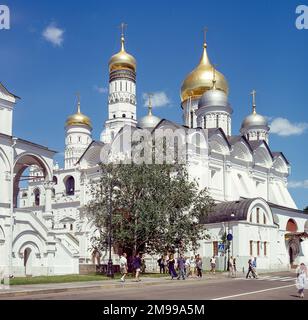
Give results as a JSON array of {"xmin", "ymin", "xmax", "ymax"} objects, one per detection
[
  {"xmin": 246, "ymin": 259, "xmax": 257, "ymax": 279},
  {"xmin": 177, "ymin": 254, "xmax": 186, "ymax": 280}
]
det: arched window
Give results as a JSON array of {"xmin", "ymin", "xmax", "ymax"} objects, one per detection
[
  {"xmin": 122, "ymin": 114, "xmax": 126, "ymax": 118},
  {"xmin": 65, "ymin": 176, "xmax": 75, "ymax": 196},
  {"xmin": 113, "ymin": 114, "xmax": 116, "ymax": 119},
  {"xmin": 286, "ymin": 219, "xmax": 298, "ymax": 232},
  {"xmin": 216, "ymin": 114, "xmax": 219, "ymax": 128},
  {"xmin": 204, "ymin": 116, "xmax": 207, "ymax": 129},
  {"xmin": 53, "ymin": 176, "xmax": 58, "ymax": 185},
  {"xmin": 190, "ymin": 111, "xmax": 194, "ymax": 128},
  {"xmin": 70, "ymin": 224, "xmax": 73, "ymax": 231},
  {"xmin": 263, "ymin": 214, "xmax": 267, "ymax": 225},
  {"xmin": 52, "ymin": 188, "xmax": 55, "ymax": 198},
  {"xmin": 34, "ymin": 188, "xmax": 40, "ymax": 206}
]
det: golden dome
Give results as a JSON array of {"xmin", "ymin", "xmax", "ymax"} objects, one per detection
[
  {"xmin": 180, "ymin": 42, "xmax": 228, "ymax": 102},
  {"xmin": 65, "ymin": 100, "xmax": 92, "ymax": 129},
  {"xmin": 109, "ymin": 35, "xmax": 136, "ymax": 72}
]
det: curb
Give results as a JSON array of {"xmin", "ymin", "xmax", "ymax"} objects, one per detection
[{"xmin": 0, "ymin": 276, "xmax": 230, "ymax": 298}]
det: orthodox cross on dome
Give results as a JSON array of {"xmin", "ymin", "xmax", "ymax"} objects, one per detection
[
  {"xmin": 119, "ymin": 22, "xmax": 128, "ymax": 50},
  {"xmin": 119, "ymin": 22, "xmax": 127, "ymax": 39},
  {"xmin": 146, "ymin": 92, "xmax": 153, "ymax": 115},
  {"xmin": 250, "ymin": 89, "xmax": 257, "ymax": 114},
  {"xmin": 76, "ymin": 92, "xmax": 81, "ymax": 113},
  {"xmin": 203, "ymin": 27, "xmax": 208, "ymax": 45}
]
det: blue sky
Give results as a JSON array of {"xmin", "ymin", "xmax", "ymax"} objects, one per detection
[{"xmin": 1, "ymin": 0, "xmax": 307, "ymax": 209}]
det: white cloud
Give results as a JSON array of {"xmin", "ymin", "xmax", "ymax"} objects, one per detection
[
  {"xmin": 288, "ymin": 180, "xmax": 308, "ymax": 189},
  {"xmin": 270, "ymin": 117, "xmax": 308, "ymax": 136},
  {"xmin": 143, "ymin": 91, "xmax": 171, "ymax": 108},
  {"xmin": 94, "ymin": 86, "xmax": 108, "ymax": 94},
  {"xmin": 42, "ymin": 23, "xmax": 64, "ymax": 46}
]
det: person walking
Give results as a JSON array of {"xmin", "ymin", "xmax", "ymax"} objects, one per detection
[
  {"xmin": 233, "ymin": 257, "xmax": 237, "ymax": 278},
  {"xmin": 296, "ymin": 263, "xmax": 308, "ymax": 298},
  {"xmin": 246, "ymin": 259, "xmax": 257, "ymax": 279},
  {"xmin": 119, "ymin": 253, "xmax": 128, "ymax": 282},
  {"xmin": 168, "ymin": 254, "xmax": 177, "ymax": 279},
  {"xmin": 157, "ymin": 256, "xmax": 165, "ymax": 274},
  {"xmin": 210, "ymin": 256, "xmax": 216, "ymax": 275},
  {"xmin": 133, "ymin": 253, "xmax": 142, "ymax": 282},
  {"xmin": 190, "ymin": 256, "xmax": 196, "ymax": 278},
  {"xmin": 185, "ymin": 257, "xmax": 191, "ymax": 278},
  {"xmin": 196, "ymin": 255, "xmax": 203, "ymax": 278},
  {"xmin": 229, "ymin": 256, "xmax": 235, "ymax": 278},
  {"xmin": 252, "ymin": 257, "xmax": 258, "ymax": 278},
  {"xmin": 177, "ymin": 254, "xmax": 186, "ymax": 280}
]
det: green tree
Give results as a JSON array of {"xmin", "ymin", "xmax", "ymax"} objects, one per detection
[{"xmin": 86, "ymin": 162, "xmax": 214, "ymax": 257}]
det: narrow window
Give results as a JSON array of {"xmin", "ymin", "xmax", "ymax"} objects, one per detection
[
  {"xmin": 257, "ymin": 241, "xmax": 260, "ymax": 256},
  {"xmin": 263, "ymin": 214, "xmax": 266, "ymax": 225},
  {"xmin": 250, "ymin": 240, "xmax": 253, "ymax": 256},
  {"xmin": 216, "ymin": 114, "xmax": 219, "ymax": 128},
  {"xmin": 190, "ymin": 111, "xmax": 194, "ymax": 128},
  {"xmin": 204, "ymin": 116, "xmax": 207, "ymax": 129},
  {"xmin": 213, "ymin": 241, "xmax": 218, "ymax": 256},
  {"xmin": 264, "ymin": 242, "xmax": 267, "ymax": 256}
]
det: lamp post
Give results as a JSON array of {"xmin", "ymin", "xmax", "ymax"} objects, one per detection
[
  {"xmin": 106, "ymin": 177, "xmax": 114, "ymax": 278},
  {"xmin": 8, "ymin": 137, "xmax": 17, "ymax": 281},
  {"xmin": 226, "ymin": 212, "xmax": 235, "ymax": 272}
]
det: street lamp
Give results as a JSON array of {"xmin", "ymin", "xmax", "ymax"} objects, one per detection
[
  {"xmin": 106, "ymin": 174, "xmax": 114, "ymax": 278},
  {"xmin": 226, "ymin": 212, "xmax": 235, "ymax": 272}
]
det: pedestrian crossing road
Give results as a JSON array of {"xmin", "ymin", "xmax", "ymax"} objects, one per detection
[{"xmin": 236, "ymin": 275, "xmax": 296, "ymax": 282}]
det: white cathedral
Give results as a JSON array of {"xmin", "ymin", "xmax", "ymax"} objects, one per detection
[{"xmin": 0, "ymin": 30, "xmax": 308, "ymax": 277}]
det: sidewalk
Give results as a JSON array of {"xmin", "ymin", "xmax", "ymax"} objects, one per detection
[{"xmin": 0, "ymin": 273, "xmax": 233, "ymax": 298}]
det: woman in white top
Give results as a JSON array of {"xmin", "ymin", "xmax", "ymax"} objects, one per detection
[
  {"xmin": 189, "ymin": 256, "xmax": 196, "ymax": 277},
  {"xmin": 296, "ymin": 263, "xmax": 308, "ymax": 298}
]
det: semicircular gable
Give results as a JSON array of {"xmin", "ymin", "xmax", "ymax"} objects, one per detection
[
  {"xmin": 273, "ymin": 156, "xmax": 288, "ymax": 174},
  {"xmin": 231, "ymin": 141, "xmax": 253, "ymax": 162},
  {"xmin": 209, "ymin": 134, "xmax": 230, "ymax": 155},
  {"xmin": 254, "ymin": 147, "xmax": 273, "ymax": 168}
]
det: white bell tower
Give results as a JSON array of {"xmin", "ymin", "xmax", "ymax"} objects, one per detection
[{"xmin": 101, "ymin": 24, "xmax": 137, "ymax": 143}]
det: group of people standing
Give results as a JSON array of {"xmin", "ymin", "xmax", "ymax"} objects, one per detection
[{"xmin": 157, "ymin": 254, "xmax": 203, "ymax": 280}]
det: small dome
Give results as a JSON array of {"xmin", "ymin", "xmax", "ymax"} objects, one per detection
[
  {"xmin": 109, "ymin": 36, "xmax": 136, "ymax": 72},
  {"xmin": 241, "ymin": 109, "xmax": 268, "ymax": 129},
  {"xmin": 198, "ymin": 87, "xmax": 228, "ymax": 108},
  {"xmin": 180, "ymin": 42, "xmax": 228, "ymax": 102},
  {"xmin": 138, "ymin": 100, "xmax": 161, "ymax": 129},
  {"xmin": 66, "ymin": 101, "xmax": 92, "ymax": 129}
]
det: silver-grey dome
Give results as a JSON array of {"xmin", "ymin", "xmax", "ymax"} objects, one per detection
[
  {"xmin": 241, "ymin": 112, "xmax": 268, "ymax": 129},
  {"xmin": 198, "ymin": 88, "xmax": 228, "ymax": 108},
  {"xmin": 138, "ymin": 113, "xmax": 161, "ymax": 129}
]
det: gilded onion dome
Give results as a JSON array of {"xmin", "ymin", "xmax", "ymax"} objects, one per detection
[
  {"xmin": 180, "ymin": 40, "xmax": 228, "ymax": 102},
  {"xmin": 65, "ymin": 99, "xmax": 92, "ymax": 129},
  {"xmin": 109, "ymin": 34, "xmax": 136, "ymax": 72}
]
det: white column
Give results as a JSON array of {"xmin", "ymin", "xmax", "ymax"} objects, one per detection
[{"xmin": 43, "ymin": 181, "xmax": 54, "ymax": 228}]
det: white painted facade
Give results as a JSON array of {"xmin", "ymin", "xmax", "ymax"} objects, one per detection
[{"xmin": 1, "ymin": 35, "xmax": 308, "ymax": 277}]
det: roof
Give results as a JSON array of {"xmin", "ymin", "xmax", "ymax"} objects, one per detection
[
  {"xmin": 200, "ymin": 198, "xmax": 258, "ymax": 224},
  {"xmin": 272, "ymin": 152, "xmax": 290, "ymax": 165},
  {"xmin": 0, "ymin": 82, "xmax": 21, "ymax": 99}
]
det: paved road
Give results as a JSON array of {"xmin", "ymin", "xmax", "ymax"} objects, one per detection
[{"xmin": 0, "ymin": 272, "xmax": 305, "ymax": 300}]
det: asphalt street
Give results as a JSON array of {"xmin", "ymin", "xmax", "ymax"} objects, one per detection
[{"xmin": 0, "ymin": 272, "xmax": 306, "ymax": 300}]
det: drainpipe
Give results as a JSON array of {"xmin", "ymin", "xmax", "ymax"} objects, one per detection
[{"xmin": 9, "ymin": 137, "xmax": 18, "ymax": 279}]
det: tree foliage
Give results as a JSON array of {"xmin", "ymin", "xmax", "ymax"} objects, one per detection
[{"xmin": 86, "ymin": 162, "xmax": 215, "ymax": 256}]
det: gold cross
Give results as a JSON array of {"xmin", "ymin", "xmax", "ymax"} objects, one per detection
[
  {"xmin": 120, "ymin": 22, "xmax": 128, "ymax": 37},
  {"xmin": 203, "ymin": 27, "xmax": 208, "ymax": 44},
  {"xmin": 76, "ymin": 92, "xmax": 80, "ymax": 112}
]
